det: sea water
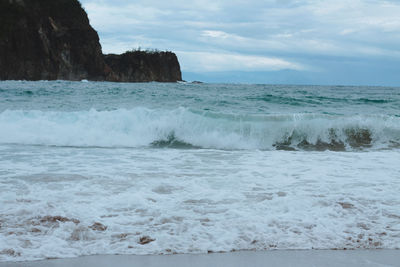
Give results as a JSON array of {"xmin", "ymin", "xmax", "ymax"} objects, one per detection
[{"xmin": 0, "ymin": 81, "xmax": 399, "ymax": 261}]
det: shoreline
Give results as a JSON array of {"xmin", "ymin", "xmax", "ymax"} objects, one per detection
[{"xmin": 1, "ymin": 250, "xmax": 399, "ymax": 267}]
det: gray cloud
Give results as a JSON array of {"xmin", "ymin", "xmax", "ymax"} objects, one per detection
[{"xmin": 80, "ymin": 0, "xmax": 400, "ymax": 84}]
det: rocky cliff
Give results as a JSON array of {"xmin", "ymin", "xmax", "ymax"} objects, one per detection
[
  {"xmin": 104, "ymin": 51, "xmax": 182, "ymax": 82},
  {"xmin": 0, "ymin": 0, "xmax": 182, "ymax": 82}
]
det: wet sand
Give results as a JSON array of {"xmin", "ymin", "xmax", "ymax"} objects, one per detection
[{"xmin": 1, "ymin": 250, "xmax": 399, "ymax": 267}]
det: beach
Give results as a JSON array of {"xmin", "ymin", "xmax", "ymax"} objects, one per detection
[{"xmin": 1, "ymin": 250, "xmax": 400, "ymax": 267}]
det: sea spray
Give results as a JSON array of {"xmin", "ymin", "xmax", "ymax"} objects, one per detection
[{"xmin": 0, "ymin": 108, "xmax": 399, "ymax": 150}]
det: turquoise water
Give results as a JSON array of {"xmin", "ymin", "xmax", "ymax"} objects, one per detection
[
  {"xmin": 1, "ymin": 81, "xmax": 400, "ymax": 261},
  {"xmin": 0, "ymin": 81, "xmax": 399, "ymax": 150},
  {"xmin": 1, "ymin": 81, "xmax": 399, "ymax": 115}
]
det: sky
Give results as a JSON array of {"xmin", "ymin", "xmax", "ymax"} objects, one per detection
[{"xmin": 80, "ymin": 0, "xmax": 400, "ymax": 86}]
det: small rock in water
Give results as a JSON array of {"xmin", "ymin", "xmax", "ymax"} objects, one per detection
[
  {"xmin": 89, "ymin": 222, "xmax": 107, "ymax": 231},
  {"xmin": 35, "ymin": 216, "xmax": 80, "ymax": 227},
  {"xmin": 0, "ymin": 249, "xmax": 21, "ymax": 257},
  {"xmin": 40, "ymin": 216, "xmax": 80, "ymax": 224},
  {"xmin": 138, "ymin": 236, "xmax": 155, "ymax": 245}
]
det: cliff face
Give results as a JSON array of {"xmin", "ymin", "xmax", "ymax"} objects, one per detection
[
  {"xmin": 0, "ymin": 0, "xmax": 181, "ymax": 82},
  {"xmin": 0, "ymin": 0, "xmax": 108, "ymax": 81},
  {"xmin": 104, "ymin": 51, "xmax": 182, "ymax": 82}
]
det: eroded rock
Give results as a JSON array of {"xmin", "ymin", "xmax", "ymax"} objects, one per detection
[
  {"xmin": 138, "ymin": 236, "xmax": 155, "ymax": 245},
  {"xmin": 39, "ymin": 216, "xmax": 80, "ymax": 224},
  {"xmin": 89, "ymin": 222, "xmax": 107, "ymax": 231}
]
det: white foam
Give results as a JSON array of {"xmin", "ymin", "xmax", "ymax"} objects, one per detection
[
  {"xmin": 0, "ymin": 108, "xmax": 399, "ymax": 150},
  {"xmin": 1, "ymin": 146, "xmax": 400, "ymax": 261}
]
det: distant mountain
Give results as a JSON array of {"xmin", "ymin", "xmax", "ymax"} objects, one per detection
[{"xmin": 0, "ymin": 0, "xmax": 182, "ymax": 82}]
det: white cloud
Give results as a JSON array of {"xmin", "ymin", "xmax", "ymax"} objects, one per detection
[
  {"xmin": 202, "ymin": 30, "xmax": 230, "ymax": 39},
  {"xmin": 177, "ymin": 51, "xmax": 304, "ymax": 72}
]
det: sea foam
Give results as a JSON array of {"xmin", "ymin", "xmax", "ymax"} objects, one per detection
[
  {"xmin": 0, "ymin": 108, "xmax": 399, "ymax": 151},
  {"xmin": 1, "ymin": 148, "xmax": 400, "ymax": 261}
]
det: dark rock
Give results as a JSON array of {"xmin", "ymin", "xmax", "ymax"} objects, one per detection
[
  {"xmin": 39, "ymin": 215, "xmax": 80, "ymax": 224},
  {"xmin": 297, "ymin": 139, "xmax": 346, "ymax": 151},
  {"xmin": 0, "ymin": 0, "xmax": 108, "ymax": 81},
  {"xmin": 0, "ymin": 0, "xmax": 182, "ymax": 82},
  {"xmin": 138, "ymin": 235, "xmax": 155, "ymax": 245},
  {"xmin": 89, "ymin": 222, "xmax": 107, "ymax": 231},
  {"xmin": 345, "ymin": 128, "xmax": 372, "ymax": 148},
  {"xmin": 104, "ymin": 50, "xmax": 182, "ymax": 82}
]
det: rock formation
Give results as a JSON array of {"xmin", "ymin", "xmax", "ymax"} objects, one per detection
[
  {"xmin": 0, "ymin": 0, "xmax": 182, "ymax": 82},
  {"xmin": 104, "ymin": 51, "xmax": 182, "ymax": 82}
]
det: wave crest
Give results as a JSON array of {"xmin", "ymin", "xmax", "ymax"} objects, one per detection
[{"xmin": 0, "ymin": 108, "xmax": 399, "ymax": 151}]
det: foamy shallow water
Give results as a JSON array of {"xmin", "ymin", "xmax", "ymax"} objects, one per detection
[{"xmin": 1, "ymin": 145, "xmax": 400, "ymax": 261}]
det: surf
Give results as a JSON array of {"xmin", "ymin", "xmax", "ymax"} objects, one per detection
[{"xmin": 0, "ymin": 108, "xmax": 399, "ymax": 151}]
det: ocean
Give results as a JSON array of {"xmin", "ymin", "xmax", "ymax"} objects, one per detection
[{"xmin": 0, "ymin": 81, "xmax": 399, "ymax": 261}]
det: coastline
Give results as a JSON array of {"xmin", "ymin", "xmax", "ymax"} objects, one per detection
[{"xmin": 1, "ymin": 250, "xmax": 399, "ymax": 267}]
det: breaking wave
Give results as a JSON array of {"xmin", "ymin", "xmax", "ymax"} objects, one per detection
[{"xmin": 0, "ymin": 108, "xmax": 399, "ymax": 151}]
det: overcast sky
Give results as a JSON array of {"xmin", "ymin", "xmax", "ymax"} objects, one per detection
[{"xmin": 80, "ymin": 0, "xmax": 400, "ymax": 85}]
